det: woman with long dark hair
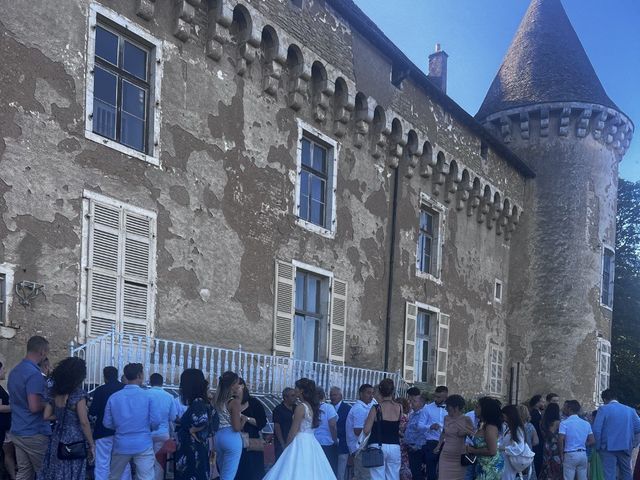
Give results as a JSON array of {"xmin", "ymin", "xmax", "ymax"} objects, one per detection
[
  {"xmin": 538, "ymin": 403, "xmax": 562, "ymax": 480},
  {"xmin": 39, "ymin": 357, "xmax": 95, "ymax": 480},
  {"xmin": 174, "ymin": 368, "xmax": 210, "ymax": 480},
  {"xmin": 501, "ymin": 405, "xmax": 529, "ymax": 480},
  {"xmin": 213, "ymin": 371, "xmax": 245, "ymax": 480},
  {"xmin": 263, "ymin": 378, "xmax": 336, "ymax": 479},
  {"xmin": 234, "ymin": 378, "xmax": 267, "ymax": 480},
  {"xmin": 466, "ymin": 397, "xmax": 505, "ymax": 480}
]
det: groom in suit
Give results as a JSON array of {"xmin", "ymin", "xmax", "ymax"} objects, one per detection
[{"xmin": 593, "ymin": 388, "xmax": 640, "ymax": 480}]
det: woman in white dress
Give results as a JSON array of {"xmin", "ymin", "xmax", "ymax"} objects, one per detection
[
  {"xmin": 500, "ymin": 405, "xmax": 532, "ymax": 480},
  {"xmin": 264, "ymin": 378, "xmax": 337, "ymax": 480}
]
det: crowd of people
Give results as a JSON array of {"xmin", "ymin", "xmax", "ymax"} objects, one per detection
[{"xmin": 0, "ymin": 336, "xmax": 640, "ymax": 480}]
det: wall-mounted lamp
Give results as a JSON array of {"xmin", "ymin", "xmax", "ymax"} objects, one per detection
[{"xmin": 15, "ymin": 281, "xmax": 45, "ymax": 307}]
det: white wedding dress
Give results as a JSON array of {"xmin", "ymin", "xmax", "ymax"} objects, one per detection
[{"xmin": 264, "ymin": 402, "xmax": 337, "ymax": 480}]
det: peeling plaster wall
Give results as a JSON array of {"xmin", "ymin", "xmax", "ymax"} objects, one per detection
[{"xmin": 0, "ymin": 0, "xmax": 529, "ymax": 396}]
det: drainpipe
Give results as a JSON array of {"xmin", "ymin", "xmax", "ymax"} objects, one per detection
[{"xmin": 383, "ymin": 166, "xmax": 400, "ymax": 371}]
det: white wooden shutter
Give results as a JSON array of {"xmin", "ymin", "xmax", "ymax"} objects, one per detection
[
  {"xmin": 328, "ymin": 278, "xmax": 347, "ymax": 365},
  {"xmin": 435, "ymin": 313, "xmax": 450, "ymax": 386},
  {"xmin": 273, "ymin": 260, "xmax": 295, "ymax": 357},
  {"xmin": 121, "ymin": 211, "xmax": 154, "ymax": 336},
  {"xmin": 87, "ymin": 201, "xmax": 121, "ymax": 337},
  {"xmin": 403, "ymin": 302, "xmax": 418, "ymax": 383}
]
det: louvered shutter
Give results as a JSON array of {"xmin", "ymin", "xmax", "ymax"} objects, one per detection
[
  {"xmin": 328, "ymin": 278, "xmax": 347, "ymax": 365},
  {"xmin": 435, "ymin": 313, "xmax": 450, "ymax": 386},
  {"xmin": 403, "ymin": 302, "xmax": 418, "ymax": 383},
  {"xmin": 122, "ymin": 211, "xmax": 154, "ymax": 336},
  {"xmin": 273, "ymin": 260, "xmax": 295, "ymax": 357},
  {"xmin": 87, "ymin": 201, "xmax": 121, "ymax": 337}
]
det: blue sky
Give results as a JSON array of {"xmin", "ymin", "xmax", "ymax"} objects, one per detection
[{"xmin": 353, "ymin": 0, "xmax": 640, "ymax": 181}]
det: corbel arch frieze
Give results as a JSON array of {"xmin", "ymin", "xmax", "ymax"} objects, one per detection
[
  {"xmin": 353, "ymin": 93, "xmax": 374, "ymax": 148},
  {"xmin": 443, "ymin": 159, "xmax": 461, "ymax": 203}
]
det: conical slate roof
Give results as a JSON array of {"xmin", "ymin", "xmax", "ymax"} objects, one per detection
[{"xmin": 476, "ymin": 0, "xmax": 618, "ymax": 120}]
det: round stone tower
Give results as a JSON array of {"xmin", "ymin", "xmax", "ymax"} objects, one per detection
[{"xmin": 476, "ymin": 0, "xmax": 633, "ymax": 404}]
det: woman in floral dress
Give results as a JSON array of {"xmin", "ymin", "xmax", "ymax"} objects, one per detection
[
  {"xmin": 175, "ymin": 368, "xmax": 212, "ymax": 480},
  {"xmin": 467, "ymin": 397, "xmax": 504, "ymax": 480},
  {"xmin": 538, "ymin": 403, "xmax": 562, "ymax": 480},
  {"xmin": 398, "ymin": 398, "xmax": 412, "ymax": 480}
]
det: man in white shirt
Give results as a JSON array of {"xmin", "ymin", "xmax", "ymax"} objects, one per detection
[
  {"xmin": 423, "ymin": 385, "xmax": 448, "ymax": 480},
  {"xmin": 330, "ymin": 386, "xmax": 352, "ymax": 480},
  {"xmin": 346, "ymin": 383, "xmax": 374, "ymax": 480},
  {"xmin": 404, "ymin": 387, "xmax": 428, "ymax": 480},
  {"xmin": 558, "ymin": 400, "xmax": 594, "ymax": 480},
  {"xmin": 315, "ymin": 388, "xmax": 339, "ymax": 474},
  {"xmin": 147, "ymin": 373, "xmax": 178, "ymax": 480}
]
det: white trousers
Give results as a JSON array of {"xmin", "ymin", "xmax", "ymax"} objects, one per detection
[
  {"xmin": 369, "ymin": 444, "xmax": 401, "ymax": 480},
  {"xmin": 94, "ymin": 437, "xmax": 131, "ymax": 480},
  {"xmin": 562, "ymin": 451, "xmax": 588, "ymax": 480},
  {"xmin": 152, "ymin": 434, "xmax": 170, "ymax": 480},
  {"xmin": 110, "ymin": 447, "xmax": 155, "ymax": 480},
  {"xmin": 337, "ymin": 453, "xmax": 349, "ymax": 480}
]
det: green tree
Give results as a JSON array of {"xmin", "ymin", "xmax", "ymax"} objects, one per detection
[{"xmin": 610, "ymin": 178, "xmax": 640, "ymax": 405}]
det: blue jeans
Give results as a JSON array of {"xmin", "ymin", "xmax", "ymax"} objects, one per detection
[
  {"xmin": 215, "ymin": 427, "xmax": 242, "ymax": 480},
  {"xmin": 600, "ymin": 450, "xmax": 632, "ymax": 480},
  {"xmin": 464, "ymin": 463, "xmax": 477, "ymax": 480},
  {"xmin": 423, "ymin": 441, "xmax": 440, "ymax": 480}
]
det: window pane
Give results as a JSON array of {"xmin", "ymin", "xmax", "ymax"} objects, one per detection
[
  {"xmin": 310, "ymin": 200, "xmax": 324, "ymax": 226},
  {"xmin": 313, "ymin": 144, "xmax": 327, "ymax": 173},
  {"xmin": 300, "ymin": 170, "xmax": 309, "ymax": 198},
  {"xmin": 295, "ymin": 274, "xmax": 305, "ymax": 310},
  {"xmin": 123, "ymin": 41, "xmax": 148, "ymax": 81},
  {"xmin": 310, "ymin": 175, "xmax": 325, "ymax": 203},
  {"xmin": 93, "ymin": 67, "xmax": 117, "ymax": 140},
  {"xmin": 301, "ymin": 138, "xmax": 312, "ymax": 167},
  {"xmin": 121, "ymin": 112, "xmax": 145, "ymax": 152},
  {"xmin": 122, "ymin": 82, "xmax": 146, "ymax": 120},
  {"xmin": 306, "ymin": 277, "xmax": 318, "ymax": 313},
  {"xmin": 299, "ymin": 194, "xmax": 309, "ymax": 221},
  {"xmin": 95, "ymin": 26, "xmax": 118, "ymax": 65}
]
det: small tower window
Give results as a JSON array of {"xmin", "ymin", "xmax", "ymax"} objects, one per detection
[
  {"xmin": 494, "ymin": 279, "xmax": 503, "ymax": 303},
  {"xmin": 481, "ymin": 141, "xmax": 489, "ymax": 160}
]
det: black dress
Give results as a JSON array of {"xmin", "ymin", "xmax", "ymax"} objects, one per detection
[
  {"xmin": 175, "ymin": 398, "xmax": 211, "ymax": 480},
  {"xmin": 234, "ymin": 397, "xmax": 267, "ymax": 480}
]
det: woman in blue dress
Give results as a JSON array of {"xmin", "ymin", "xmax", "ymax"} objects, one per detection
[
  {"xmin": 174, "ymin": 368, "xmax": 212, "ymax": 480},
  {"xmin": 40, "ymin": 357, "xmax": 95, "ymax": 480}
]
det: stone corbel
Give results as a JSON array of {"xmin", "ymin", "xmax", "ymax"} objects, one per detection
[
  {"xmin": 372, "ymin": 128, "xmax": 389, "ymax": 160},
  {"xmin": 520, "ymin": 112, "xmax": 530, "ymax": 140},
  {"xmin": 593, "ymin": 110, "xmax": 608, "ymax": 140},
  {"xmin": 174, "ymin": 0, "xmax": 197, "ymax": 42},
  {"xmin": 419, "ymin": 150, "xmax": 436, "ymax": 178},
  {"xmin": 262, "ymin": 45, "xmax": 287, "ymax": 96},
  {"xmin": 456, "ymin": 176, "xmax": 472, "ymax": 211},
  {"xmin": 287, "ymin": 66, "xmax": 311, "ymax": 112},
  {"xmin": 467, "ymin": 185, "xmax": 481, "ymax": 218},
  {"xmin": 136, "ymin": 0, "xmax": 155, "ymax": 21},
  {"xmin": 496, "ymin": 208, "xmax": 511, "ymax": 236},
  {"xmin": 577, "ymin": 108, "xmax": 592, "ymax": 138},
  {"xmin": 500, "ymin": 116, "xmax": 512, "ymax": 143},
  {"xmin": 333, "ymin": 93, "xmax": 354, "ymax": 138},
  {"xmin": 313, "ymin": 87, "xmax": 333, "ymax": 124},
  {"xmin": 540, "ymin": 108, "xmax": 550, "ymax": 138},
  {"xmin": 353, "ymin": 101, "xmax": 373, "ymax": 148},
  {"xmin": 236, "ymin": 33, "xmax": 261, "ymax": 76},
  {"xmin": 206, "ymin": 3, "xmax": 233, "ymax": 61},
  {"xmin": 487, "ymin": 199, "xmax": 503, "ymax": 230},
  {"xmin": 606, "ymin": 113, "xmax": 620, "ymax": 145},
  {"xmin": 387, "ymin": 137, "xmax": 406, "ymax": 169},
  {"xmin": 404, "ymin": 144, "xmax": 422, "ymax": 179},
  {"xmin": 505, "ymin": 209, "xmax": 521, "ymax": 241},
  {"xmin": 477, "ymin": 191, "xmax": 491, "ymax": 224},
  {"xmin": 432, "ymin": 162, "xmax": 449, "ymax": 197},
  {"xmin": 559, "ymin": 107, "xmax": 571, "ymax": 137},
  {"xmin": 443, "ymin": 167, "xmax": 461, "ymax": 203}
]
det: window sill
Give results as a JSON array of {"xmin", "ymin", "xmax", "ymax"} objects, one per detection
[
  {"xmin": 296, "ymin": 218, "xmax": 336, "ymax": 239},
  {"xmin": 0, "ymin": 325, "xmax": 18, "ymax": 339},
  {"xmin": 600, "ymin": 303, "xmax": 613, "ymax": 312},
  {"xmin": 84, "ymin": 131, "xmax": 160, "ymax": 167},
  {"xmin": 416, "ymin": 271, "xmax": 442, "ymax": 285}
]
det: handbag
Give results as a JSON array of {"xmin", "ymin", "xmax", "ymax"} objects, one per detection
[
  {"xmin": 461, "ymin": 452, "xmax": 477, "ymax": 466},
  {"xmin": 240, "ymin": 432, "xmax": 265, "ymax": 452},
  {"xmin": 56, "ymin": 396, "xmax": 87, "ymax": 461},
  {"xmin": 360, "ymin": 405, "xmax": 384, "ymax": 468}
]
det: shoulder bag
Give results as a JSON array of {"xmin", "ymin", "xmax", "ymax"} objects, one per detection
[
  {"xmin": 360, "ymin": 405, "xmax": 384, "ymax": 468},
  {"xmin": 57, "ymin": 396, "xmax": 87, "ymax": 461}
]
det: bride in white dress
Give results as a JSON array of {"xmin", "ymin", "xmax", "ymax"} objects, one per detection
[{"xmin": 264, "ymin": 378, "xmax": 337, "ymax": 479}]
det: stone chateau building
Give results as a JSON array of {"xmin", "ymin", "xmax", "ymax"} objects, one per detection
[{"xmin": 0, "ymin": 0, "xmax": 632, "ymax": 404}]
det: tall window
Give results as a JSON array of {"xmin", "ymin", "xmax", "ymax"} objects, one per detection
[
  {"xmin": 417, "ymin": 207, "xmax": 440, "ymax": 276},
  {"xmin": 294, "ymin": 270, "xmax": 328, "ymax": 362},
  {"xmin": 93, "ymin": 25, "xmax": 149, "ymax": 153},
  {"xmin": 489, "ymin": 345, "xmax": 505, "ymax": 395},
  {"xmin": 81, "ymin": 191, "xmax": 156, "ymax": 339},
  {"xmin": 0, "ymin": 273, "xmax": 6, "ymax": 326},
  {"xmin": 415, "ymin": 310, "xmax": 437, "ymax": 384},
  {"xmin": 299, "ymin": 137, "xmax": 329, "ymax": 228},
  {"xmin": 85, "ymin": 4, "xmax": 162, "ymax": 165},
  {"xmin": 601, "ymin": 247, "xmax": 615, "ymax": 308},
  {"xmin": 596, "ymin": 338, "xmax": 611, "ymax": 402}
]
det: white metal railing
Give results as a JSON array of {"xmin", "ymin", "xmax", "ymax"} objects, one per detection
[{"xmin": 70, "ymin": 331, "xmax": 409, "ymax": 401}]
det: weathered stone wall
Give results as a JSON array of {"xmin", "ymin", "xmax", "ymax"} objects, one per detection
[{"xmin": 0, "ymin": 0, "xmax": 528, "ymax": 399}]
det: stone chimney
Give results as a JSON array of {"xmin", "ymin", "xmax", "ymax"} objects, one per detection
[{"xmin": 428, "ymin": 43, "xmax": 448, "ymax": 94}]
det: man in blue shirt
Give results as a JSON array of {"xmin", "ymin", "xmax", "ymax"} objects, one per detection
[
  {"xmin": 88, "ymin": 366, "xmax": 125, "ymax": 480},
  {"xmin": 330, "ymin": 386, "xmax": 352, "ymax": 480},
  {"xmin": 147, "ymin": 373, "xmax": 178, "ymax": 480},
  {"xmin": 404, "ymin": 387, "xmax": 428, "ymax": 480},
  {"xmin": 8, "ymin": 336, "xmax": 51, "ymax": 480},
  {"xmin": 104, "ymin": 363, "xmax": 161, "ymax": 480}
]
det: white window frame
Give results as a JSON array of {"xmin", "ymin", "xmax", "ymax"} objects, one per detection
[
  {"xmin": 600, "ymin": 245, "xmax": 615, "ymax": 310},
  {"xmin": 85, "ymin": 3, "xmax": 163, "ymax": 166},
  {"xmin": 595, "ymin": 337, "xmax": 611, "ymax": 404},
  {"xmin": 488, "ymin": 343, "xmax": 505, "ymax": 396},
  {"xmin": 494, "ymin": 279, "xmax": 503, "ymax": 303},
  {"xmin": 0, "ymin": 263, "xmax": 15, "ymax": 327},
  {"xmin": 294, "ymin": 119, "xmax": 339, "ymax": 238},
  {"xmin": 78, "ymin": 190, "xmax": 157, "ymax": 343},
  {"xmin": 414, "ymin": 301, "xmax": 440, "ymax": 386},
  {"xmin": 416, "ymin": 192, "xmax": 446, "ymax": 284}
]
